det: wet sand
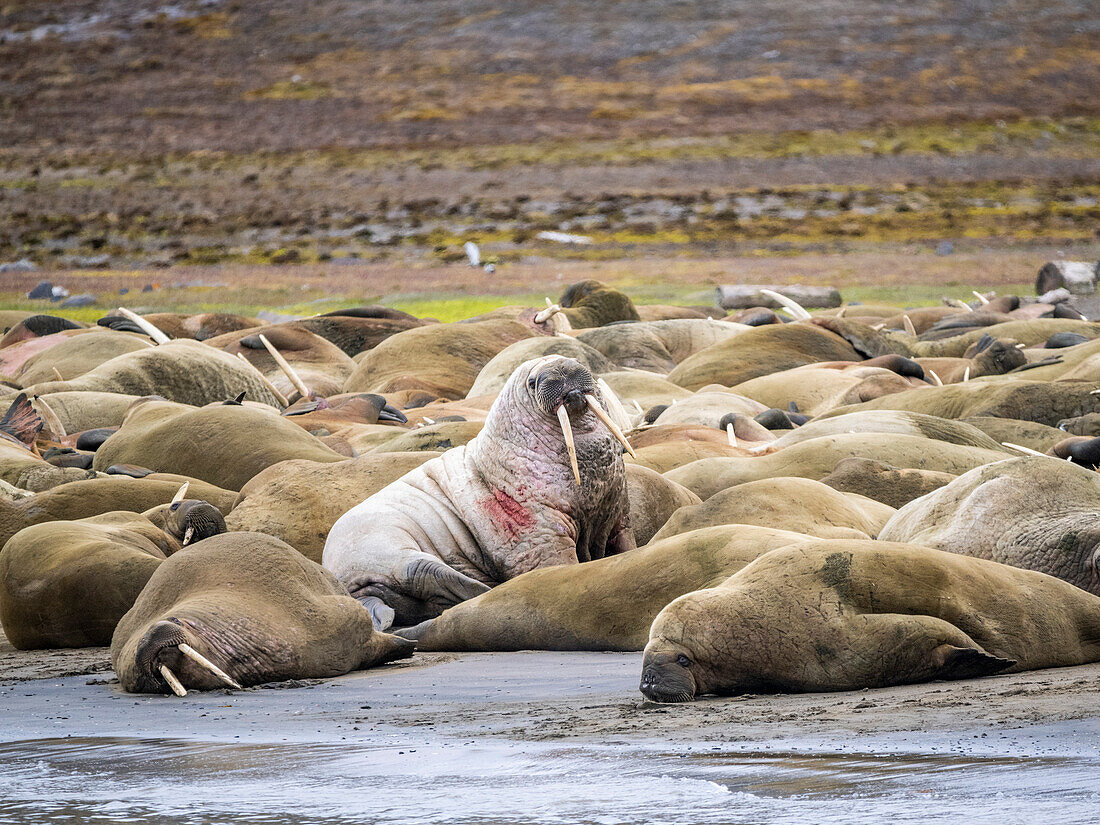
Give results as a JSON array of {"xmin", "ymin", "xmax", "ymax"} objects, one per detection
[{"xmin": 2, "ymin": 648, "xmax": 1098, "ymax": 824}]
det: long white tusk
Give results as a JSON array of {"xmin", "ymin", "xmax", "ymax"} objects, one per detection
[
  {"xmin": 235, "ymin": 352, "xmax": 289, "ymax": 407},
  {"xmin": 33, "ymin": 396, "xmax": 66, "ymax": 438},
  {"xmin": 927, "ymin": 370, "xmax": 943, "ymax": 386},
  {"xmin": 182, "ymin": 525, "xmax": 194, "ymax": 546},
  {"xmin": 171, "ymin": 482, "xmax": 190, "ymax": 504},
  {"xmin": 948, "ymin": 298, "xmax": 973, "ymax": 312},
  {"xmin": 178, "ymin": 643, "xmax": 242, "ymax": 690},
  {"xmin": 595, "ymin": 377, "xmax": 633, "ymax": 433},
  {"xmin": 1015, "ymin": 343, "xmax": 1027, "ymax": 349},
  {"xmin": 117, "ymin": 307, "xmax": 170, "ymax": 345},
  {"xmin": 585, "ymin": 394, "xmax": 637, "ymax": 459},
  {"xmin": 556, "ymin": 405, "xmax": 581, "ymax": 485},
  {"xmin": 759, "ymin": 289, "xmax": 811, "ymax": 320},
  {"xmin": 963, "ymin": 366, "xmax": 970, "ymax": 383},
  {"xmin": 747, "ymin": 443, "xmax": 770, "ymax": 455},
  {"xmin": 726, "ymin": 422, "xmax": 737, "ymax": 447},
  {"xmin": 870, "ymin": 323, "xmax": 886, "ymax": 331},
  {"xmin": 534, "ymin": 303, "xmax": 562, "ymax": 324},
  {"xmin": 902, "ymin": 315, "xmax": 916, "ymax": 337},
  {"xmin": 52, "ymin": 367, "xmax": 63, "ymax": 381},
  {"xmin": 972, "ymin": 290, "xmax": 990, "ymax": 305},
  {"xmin": 257, "ymin": 334, "xmax": 311, "ymax": 400},
  {"xmin": 159, "ymin": 663, "xmax": 187, "ymax": 696},
  {"xmin": 632, "ymin": 400, "xmax": 644, "ymax": 415},
  {"xmin": 837, "ymin": 305, "xmax": 847, "ymax": 318},
  {"xmin": 1002, "ymin": 442, "xmax": 1048, "ymax": 457}
]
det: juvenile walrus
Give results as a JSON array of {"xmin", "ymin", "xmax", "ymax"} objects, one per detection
[
  {"xmin": 323, "ymin": 355, "xmax": 636, "ymax": 629},
  {"xmin": 112, "ymin": 532, "xmax": 413, "ymax": 694},
  {"xmin": 640, "ymin": 539, "xmax": 1100, "ymax": 702}
]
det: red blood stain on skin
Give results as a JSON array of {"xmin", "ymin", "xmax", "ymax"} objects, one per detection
[{"xmin": 485, "ymin": 487, "xmax": 535, "ymax": 539}]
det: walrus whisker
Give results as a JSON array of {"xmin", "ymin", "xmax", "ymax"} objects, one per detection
[
  {"xmin": 759, "ymin": 289, "xmax": 811, "ymax": 320},
  {"xmin": 33, "ymin": 396, "xmax": 66, "ymax": 438},
  {"xmin": 171, "ymin": 482, "xmax": 190, "ymax": 505},
  {"xmin": 182, "ymin": 525, "xmax": 194, "ymax": 546},
  {"xmin": 927, "ymin": 370, "xmax": 943, "ymax": 386},
  {"xmin": 584, "ymin": 394, "xmax": 637, "ymax": 459},
  {"xmin": 117, "ymin": 307, "xmax": 171, "ymax": 345},
  {"xmin": 902, "ymin": 315, "xmax": 916, "ymax": 337},
  {"xmin": 257, "ymin": 334, "xmax": 312, "ymax": 401},
  {"xmin": 1003, "ymin": 446, "xmax": 1051, "ymax": 459},
  {"xmin": 178, "ymin": 643, "xmax": 242, "ymax": 690},
  {"xmin": 556, "ymin": 405, "xmax": 582, "ymax": 484},
  {"xmin": 972, "ymin": 290, "xmax": 990, "ymax": 305},
  {"xmin": 726, "ymin": 422, "xmax": 737, "ymax": 447},
  {"xmin": 235, "ymin": 352, "xmax": 290, "ymax": 407},
  {"xmin": 158, "ymin": 663, "xmax": 187, "ymax": 696}
]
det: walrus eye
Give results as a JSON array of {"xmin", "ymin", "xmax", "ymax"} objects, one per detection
[
  {"xmin": 527, "ymin": 376, "xmax": 537, "ymax": 390},
  {"xmin": 677, "ymin": 654, "xmax": 691, "ymax": 667},
  {"xmin": 169, "ymin": 502, "xmax": 181, "ymax": 512}
]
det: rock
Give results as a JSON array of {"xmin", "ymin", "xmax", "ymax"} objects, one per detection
[
  {"xmin": 26, "ymin": 281, "xmax": 53, "ymax": 299},
  {"xmin": 68, "ymin": 254, "xmax": 111, "ymax": 269},
  {"xmin": 141, "ymin": 284, "xmax": 154, "ymax": 292},
  {"xmin": 60, "ymin": 293, "xmax": 97, "ymax": 308},
  {"xmin": 935, "ymin": 241, "xmax": 954, "ymax": 256},
  {"xmin": 0, "ymin": 259, "xmax": 37, "ymax": 273},
  {"xmin": 1036, "ymin": 261, "xmax": 1099, "ymax": 296},
  {"xmin": 716, "ymin": 285, "xmax": 842, "ymax": 311}
]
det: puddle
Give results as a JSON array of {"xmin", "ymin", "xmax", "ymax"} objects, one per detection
[{"xmin": 0, "ymin": 737, "xmax": 1096, "ymax": 825}]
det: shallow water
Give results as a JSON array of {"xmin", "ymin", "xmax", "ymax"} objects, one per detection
[{"xmin": 1, "ymin": 736, "xmax": 1096, "ymax": 825}]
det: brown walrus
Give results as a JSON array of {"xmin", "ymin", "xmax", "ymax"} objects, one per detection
[
  {"xmin": 640, "ymin": 539, "xmax": 1100, "ymax": 701},
  {"xmin": 111, "ymin": 532, "xmax": 413, "ymax": 694}
]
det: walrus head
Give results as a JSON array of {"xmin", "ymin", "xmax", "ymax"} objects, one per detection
[
  {"xmin": 639, "ymin": 642, "xmax": 699, "ymax": 703},
  {"xmin": 508, "ymin": 355, "xmax": 635, "ymax": 484},
  {"xmin": 165, "ymin": 500, "xmax": 228, "ymax": 547}
]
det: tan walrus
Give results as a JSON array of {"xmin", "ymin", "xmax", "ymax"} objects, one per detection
[
  {"xmin": 640, "ymin": 539, "xmax": 1100, "ymax": 701},
  {"xmin": 111, "ymin": 532, "xmax": 413, "ymax": 694}
]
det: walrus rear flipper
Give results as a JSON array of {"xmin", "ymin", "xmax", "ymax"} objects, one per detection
[
  {"xmin": 932, "ymin": 644, "xmax": 1016, "ymax": 681},
  {"xmin": 393, "ymin": 618, "xmax": 434, "ymax": 642},
  {"xmin": 0, "ymin": 393, "xmax": 43, "ymax": 448}
]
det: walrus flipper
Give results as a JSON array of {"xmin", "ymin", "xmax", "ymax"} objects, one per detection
[
  {"xmin": 405, "ymin": 556, "xmax": 491, "ymax": 605},
  {"xmin": 932, "ymin": 644, "xmax": 1016, "ymax": 681},
  {"xmin": 0, "ymin": 393, "xmax": 43, "ymax": 447},
  {"xmin": 358, "ymin": 596, "xmax": 396, "ymax": 631}
]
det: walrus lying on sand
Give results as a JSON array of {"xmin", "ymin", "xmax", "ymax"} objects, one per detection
[
  {"xmin": 323, "ymin": 355, "xmax": 637, "ymax": 629},
  {"xmin": 640, "ymin": 539, "xmax": 1100, "ymax": 702},
  {"xmin": 112, "ymin": 532, "xmax": 413, "ymax": 694}
]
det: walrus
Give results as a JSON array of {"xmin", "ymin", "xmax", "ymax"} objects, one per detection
[
  {"xmin": 322, "ymin": 355, "xmax": 637, "ymax": 629},
  {"xmin": 401, "ymin": 524, "xmax": 809, "ymax": 651},
  {"xmin": 111, "ymin": 532, "xmax": 414, "ymax": 694},
  {"xmin": 640, "ymin": 539, "xmax": 1100, "ymax": 701}
]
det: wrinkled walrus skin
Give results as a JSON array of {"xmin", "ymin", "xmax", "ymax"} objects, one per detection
[
  {"xmin": 111, "ymin": 532, "xmax": 413, "ymax": 693},
  {"xmin": 640, "ymin": 539, "xmax": 1100, "ymax": 702},
  {"xmin": 323, "ymin": 356, "xmax": 634, "ymax": 629}
]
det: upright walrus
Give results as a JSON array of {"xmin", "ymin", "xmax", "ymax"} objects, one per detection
[
  {"xmin": 323, "ymin": 355, "xmax": 636, "ymax": 629},
  {"xmin": 640, "ymin": 539, "xmax": 1100, "ymax": 702}
]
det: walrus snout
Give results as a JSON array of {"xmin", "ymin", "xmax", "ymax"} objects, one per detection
[
  {"xmin": 639, "ymin": 649, "xmax": 697, "ymax": 703},
  {"xmin": 169, "ymin": 500, "xmax": 228, "ymax": 547},
  {"xmin": 530, "ymin": 359, "xmax": 597, "ymax": 417},
  {"xmin": 132, "ymin": 618, "xmax": 242, "ymax": 695}
]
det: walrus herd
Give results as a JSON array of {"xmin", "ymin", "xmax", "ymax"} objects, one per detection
[{"xmin": 1, "ymin": 279, "xmax": 1100, "ymax": 702}]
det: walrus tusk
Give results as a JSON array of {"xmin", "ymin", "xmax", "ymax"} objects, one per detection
[
  {"xmin": 584, "ymin": 394, "xmax": 637, "ymax": 459},
  {"xmin": 52, "ymin": 367, "xmax": 63, "ymax": 381},
  {"xmin": 171, "ymin": 482, "xmax": 190, "ymax": 504},
  {"xmin": 837, "ymin": 305, "xmax": 847, "ymax": 318},
  {"xmin": 257, "ymin": 334, "xmax": 312, "ymax": 401},
  {"xmin": 927, "ymin": 370, "xmax": 943, "ymax": 386},
  {"xmin": 159, "ymin": 664, "xmax": 187, "ymax": 696},
  {"xmin": 972, "ymin": 290, "xmax": 990, "ymax": 305},
  {"xmin": 1002, "ymin": 442, "xmax": 1049, "ymax": 458},
  {"xmin": 534, "ymin": 303, "xmax": 562, "ymax": 324},
  {"xmin": 235, "ymin": 353, "xmax": 290, "ymax": 407},
  {"xmin": 556, "ymin": 405, "xmax": 582, "ymax": 485},
  {"xmin": 178, "ymin": 643, "xmax": 242, "ymax": 690},
  {"xmin": 33, "ymin": 396, "xmax": 66, "ymax": 438},
  {"xmin": 902, "ymin": 315, "xmax": 917, "ymax": 337},
  {"xmin": 963, "ymin": 366, "xmax": 970, "ymax": 383},
  {"xmin": 182, "ymin": 526, "xmax": 194, "ymax": 546},
  {"xmin": 117, "ymin": 307, "xmax": 171, "ymax": 345},
  {"xmin": 947, "ymin": 298, "xmax": 973, "ymax": 312},
  {"xmin": 596, "ymin": 377, "xmax": 633, "ymax": 433},
  {"xmin": 726, "ymin": 422, "xmax": 737, "ymax": 447},
  {"xmin": 870, "ymin": 323, "xmax": 886, "ymax": 331},
  {"xmin": 759, "ymin": 289, "xmax": 811, "ymax": 320}
]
